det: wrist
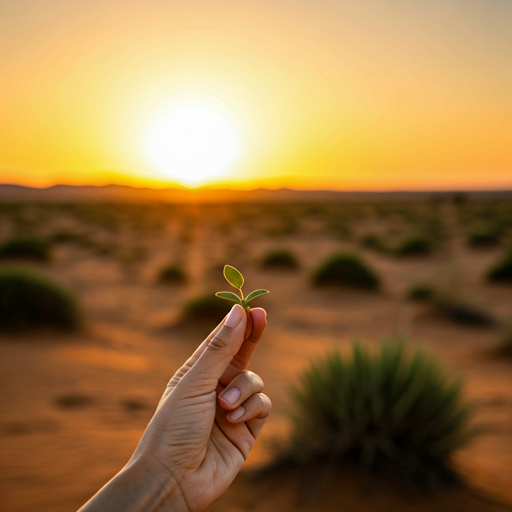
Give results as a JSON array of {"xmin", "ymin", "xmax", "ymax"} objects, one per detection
[{"xmin": 80, "ymin": 455, "xmax": 188, "ymax": 512}]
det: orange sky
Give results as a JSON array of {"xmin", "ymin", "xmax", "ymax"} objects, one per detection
[{"xmin": 1, "ymin": 0, "xmax": 511, "ymax": 190}]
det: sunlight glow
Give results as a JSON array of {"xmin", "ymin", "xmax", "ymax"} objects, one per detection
[{"xmin": 144, "ymin": 105, "xmax": 241, "ymax": 186}]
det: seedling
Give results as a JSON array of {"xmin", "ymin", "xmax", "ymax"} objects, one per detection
[{"xmin": 215, "ymin": 265, "xmax": 269, "ymax": 312}]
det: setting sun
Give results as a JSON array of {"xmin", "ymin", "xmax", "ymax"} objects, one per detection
[{"xmin": 144, "ymin": 104, "xmax": 241, "ymax": 186}]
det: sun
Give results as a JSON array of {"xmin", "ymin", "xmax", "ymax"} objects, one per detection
[{"xmin": 144, "ymin": 105, "xmax": 241, "ymax": 186}]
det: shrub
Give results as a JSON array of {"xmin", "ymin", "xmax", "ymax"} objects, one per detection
[
  {"xmin": 312, "ymin": 253, "xmax": 380, "ymax": 289},
  {"xmin": 182, "ymin": 294, "xmax": 232, "ymax": 322},
  {"xmin": 0, "ymin": 266, "xmax": 79, "ymax": 332},
  {"xmin": 407, "ymin": 283, "xmax": 437, "ymax": 301},
  {"xmin": 261, "ymin": 250, "xmax": 299, "ymax": 270},
  {"xmin": 391, "ymin": 235, "xmax": 432, "ymax": 256},
  {"xmin": 158, "ymin": 264, "xmax": 187, "ymax": 284},
  {"xmin": 467, "ymin": 227, "xmax": 501, "ymax": 248},
  {"xmin": 360, "ymin": 234, "xmax": 386, "ymax": 252},
  {"xmin": 487, "ymin": 248, "xmax": 512, "ymax": 283},
  {"xmin": 283, "ymin": 341, "xmax": 477, "ymax": 485},
  {"xmin": 0, "ymin": 236, "xmax": 51, "ymax": 262},
  {"xmin": 433, "ymin": 295, "xmax": 495, "ymax": 327},
  {"xmin": 50, "ymin": 230, "xmax": 90, "ymax": 246},
  {"xmin": 497, "ymin": 328, "xmax": 512, "ymax": 356}
]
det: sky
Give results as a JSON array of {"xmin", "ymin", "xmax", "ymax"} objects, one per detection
[{"xmin": 1, "ymin": 0, "xmax": 511, "ymax": 190}]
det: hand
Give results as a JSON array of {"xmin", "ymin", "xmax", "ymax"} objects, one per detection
[{"xmin": 79, "ymin": 304, "xmax": 270, "ymax": 512}]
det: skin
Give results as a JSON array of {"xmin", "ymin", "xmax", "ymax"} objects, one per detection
[{"xmin": 79, "ymin": 304, "xmax": 270, "ymax": 512}]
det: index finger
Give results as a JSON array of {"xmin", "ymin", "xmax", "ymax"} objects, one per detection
[{"xmin": 219, "ymin": 308, "xmax": 267, "ymax": 387}]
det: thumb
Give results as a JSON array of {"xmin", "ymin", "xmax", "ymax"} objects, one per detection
[{"xmin": 181, "ymin": 304, "xmax": 247, "ymax": 391}]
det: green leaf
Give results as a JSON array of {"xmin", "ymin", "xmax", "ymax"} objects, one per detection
[
  {"xmin": 215, "ymin": 291, "xmax": 242, "ymax": 304},
  {"xmin": 224, "ymin": 265, "xmax": 244, "ymax": 290},
  {"xmin": 244, "ymin": 289, "xmax": 269, "ymax": 303}
]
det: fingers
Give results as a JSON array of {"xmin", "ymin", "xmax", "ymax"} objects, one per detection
[
  {"xmin": 180, "ymin": 305, "xmax": 247, "ymax": 392},
  {"xmin": 218, "ymin": 308, "xmax": 267, "ymax": 387},
  {"xmin": 218, "ymin": 371, "xmax": 264, "ymax": 411},
  {"xmin": 226, "ymin": 392, "xmax": 271, "ymax": 439}
]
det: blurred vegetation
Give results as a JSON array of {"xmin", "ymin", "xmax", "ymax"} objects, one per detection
[
  {"xmin": 280, "ymin": 341, "xmax": 478, "ymax": 486},
  {"xmin": 0, "ymin": 265, "xmax": 79, "ymax": 332},
  {"xmin": 312, "ymin": 253, "xmax": 380, "ymax": 289},
  {"xmin": 182, "ymin": 293, "xmax": 232, "ymax": 322},
  {"xmin": 158, "ymin": 263, "xmax": 187, "ymax": 284},
  {"xmin": 261, "ymin": 249, "xmax": 299, "ymax": 270},
  {"xmin": 407, "ymin": 283, "xmax": 437, "ymax": 301},
  {"xmin": 487, "ymin": 247, "xmax": 512, "ymax": 283},
  {"xmin": 0, "ymin": 236, "xmax": 51, "ymax": 262},
  {"xmin": 390, "ymin": 235, "xmax": 433, "ymax": 256}
]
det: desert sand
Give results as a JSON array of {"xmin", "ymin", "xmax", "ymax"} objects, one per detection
[{"xmin": 0, "ymin": 198, "xmax": 511, "ymax": 512}]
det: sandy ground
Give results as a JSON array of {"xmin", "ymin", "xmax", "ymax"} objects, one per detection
[{"xmin": 0, "ymin": 200, "xmax": 511, "ymax": 511}]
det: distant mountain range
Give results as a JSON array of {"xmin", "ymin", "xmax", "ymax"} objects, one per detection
[{"xmin": 0, "ymin": 184, "xmax": 511, "ymax": 203}]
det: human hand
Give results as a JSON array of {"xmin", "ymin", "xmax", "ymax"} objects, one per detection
[{"xmin": 79, "ymin": 304, "xmax": 270, "ymax": 512}]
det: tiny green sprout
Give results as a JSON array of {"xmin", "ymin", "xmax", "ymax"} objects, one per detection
[{"xmin": 215, "ymin": 265, "xmax": 269, "ymax": 312}]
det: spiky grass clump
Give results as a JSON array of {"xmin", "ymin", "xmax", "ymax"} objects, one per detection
[
  {"xmin": 0, "ymin": 236, "xmax": 51, "ymax": 262},
  {"xmin": 261, "ymin": 250, "xmax": 299, "ymax": 270},
  {"xmin": 182, "ymin": 294, "xmax": 231, "ymax": 322},
  {"xmin": 0, "ymin": 266, "xmax": 79, "ymax": 332},
  {"xmin": 487, "ymin": 247, "xmax": 512, "ymax": 283},
  {"xmin": 312, "ymin": 253, "xmax": 380, "ymax": 289},
  {"xmin": 158, "ymin": 264, "xmax": 187, "ymax": 284},
  {"xmin": 284, "ymin": 342, "xmax": 478, "ymax": 485}
]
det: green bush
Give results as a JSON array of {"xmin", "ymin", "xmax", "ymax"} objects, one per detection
[
  {"xmin": 467, "ymin": 227, "xmax": 501, "ymax": 248},
  {"xmin": 0, "ymin": 236, "xmax": 51, "ymax": 262},
  {"xmin": 392, "ymin": 235, "xmax": 432, "ymax": 256},
  {"xmin": 158, "ymin": 264, "xmax": 187, "ymax": 284},
  {"xmin": 407, "ymin": 283, "xmax": 437, "ymax": 301},
  {"xmin": 0, "ymin": 266, "xmax": 79, "ymax": 332},
  {"xmin": 433, "ymin": 295, "xmax": 495, "ymax": 327},
  {"xmin": 312, "ymin": 253, "xmax": 380, "ymax": 289},
  {"xmin": 261, "ymin": 250, "xmax": 299, "ymax": 270},
  {"xmin": 360, "ymin": 234, "xmax": 386, "ymax": 252},
  {"xmin": 487, "ymin": 248, "xmax": 512, "ymax": 283},
  {"xmin": 497, "ymin": 328, "xmax": 512, "ymax": 356},
  {"xmin": 283, "ymin": 341, "xmax": 477, "ymax": 485},
  {"xmin": 182, "ymin": 294, "xmax": 232, "ymax": 322}
]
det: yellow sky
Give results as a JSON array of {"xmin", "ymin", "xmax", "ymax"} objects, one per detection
[{"xmin": 1, "ymin": 0, "xmax": 511, "ymax": 190}]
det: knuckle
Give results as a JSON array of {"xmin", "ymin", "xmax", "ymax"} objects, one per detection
[
  {"xmin": 208, "ymin": 325, "xmax": 234, "ymax": 352},
  {"xmin": 257, "ymin": 393, "xmax": 272, "ymax": 412}
]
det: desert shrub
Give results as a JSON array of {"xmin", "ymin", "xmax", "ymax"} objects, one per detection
[
  {"xmin": 487, "ymin": 248, "xmax": 512, "ymax": 283},
  {"xmin": 0, "ymin": 236, "xmax": 51, "ymax": 262},
  {"xmin": 158, "ymin": 264, "xmax": 187, "ymax": 284},
  {"xmin": 407, "ymin": 283, "xmax": 437, "ymax": 301},
  {"xmin": 497, "ymin": 328, "xmax": 512, "ymax": 356},
  {"xmin": 467, "ymin": 227, "xmax": 501, "ymax": 248},
  {"xmin": 283, "ymin": 341, "xmax": 477, "ymax": 485},
  {"xmin": 261, "ymin": 250, "xmax": 299, "ymax": 270},
  {"xmin": 312, "ymin": 253, "xmax": 380, "ymax": 289},
  {"xmin": 360, "ymin": 234, "xmax": 386, "ymax": 252},
  {"xmin": 433, "ymin": 295, "xmax": 495, "ymax": 326},
  {"xmin": 391, "ymin": 235, "xmax": 432, "ymax": 256},
  {"xmin": 0, "ymin": 266, "xmax": 79, "ymax": 332},
  {"xmin": 50, "ymin": 230, "xmax": 90, "ymax": 246},
  {"xmin": 182, "ymin": 294, "xmax": 231, "ymax": 322}
]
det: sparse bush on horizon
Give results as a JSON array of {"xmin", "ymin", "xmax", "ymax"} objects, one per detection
[
  {"xmin": 0, "ymin": 265, "xmax": 79, "ymax": 332},
  {"xmin": 467, "ymin": 226, "xmax": 501, "ymax": 248},
  {"xmin": 407, "ymin": 283, "xmax": 437, "ymax": 301},
  {"xmin": 312, "ymin": 253, "xmax": 380, "ymax": 290},
  {"xmin": 181, "ymin": 293, "xmax": 231, "ymax": 323},
  {"xmin": 261, "ymin": 249, "xmax": 299, "ymax": 270},
  {"xmin": 487, "ymin": 247, "xmax": 512, "ymax": 283},
  {"xmin": 0, "ymin": 236, "xmax": 51, "ymax": 262},
  {"xmin": 158, "ymin": 263, "xmax": 187, "ymax": 284},
  {"xmin": 391, "ymin": 235, "xmax": 432, "ymax": 256},
  {"xmin": 279, "ymin": 341, "xmax": 478, "ymax": 486}
]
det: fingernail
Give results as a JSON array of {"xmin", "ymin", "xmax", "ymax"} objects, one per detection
[
  {"xmin": 221, "ymin": 387, "xmax": 240, "ymax": 405},
  {"xmin": 229, "ymin": 406, "xmax": 245, "ymax": 421},
  {"xmin": 225, "ymin": 305, "xmax": 244, "ymax": 328}
]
